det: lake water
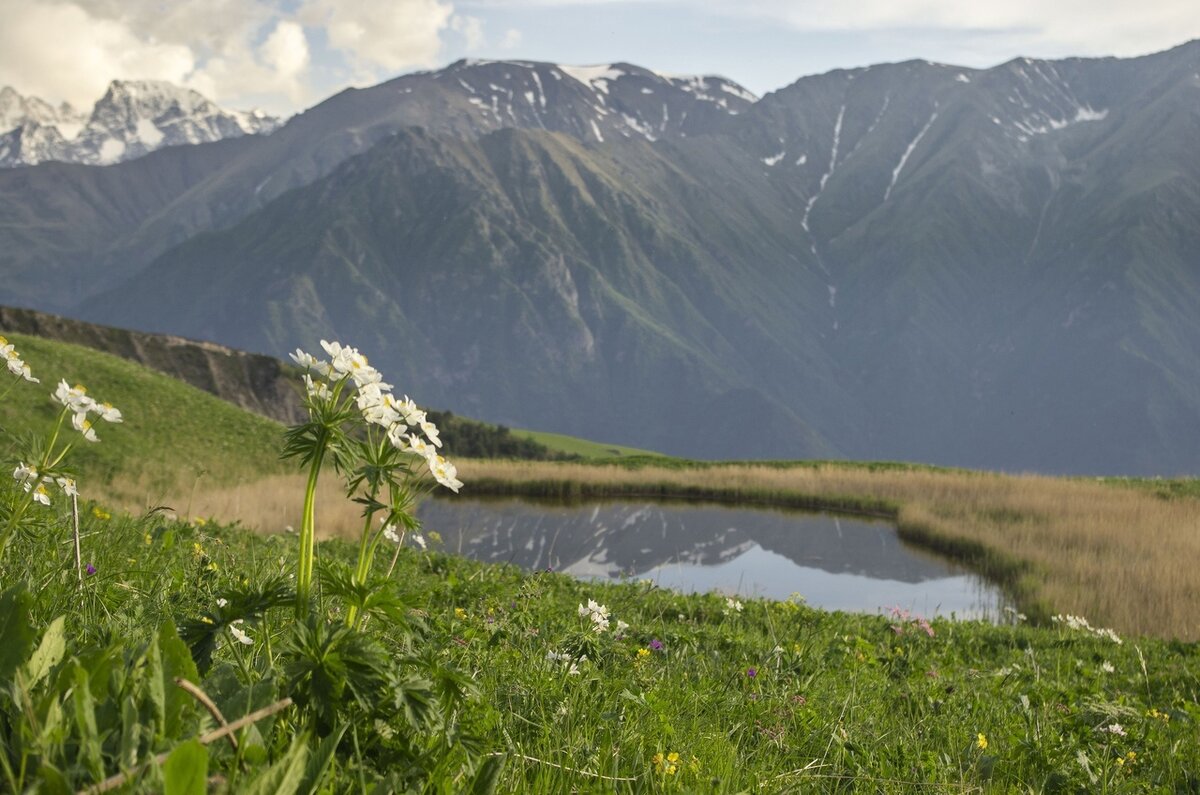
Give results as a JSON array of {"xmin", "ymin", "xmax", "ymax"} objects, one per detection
[{"xmin": 416, "ymin": 497, "xmax": 1007, "ymax": 620}]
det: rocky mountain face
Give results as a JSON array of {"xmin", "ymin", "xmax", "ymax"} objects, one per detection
[
  {"xmin": 2, "ymin": 47, "xmax": 1199, "ymax": 472},
  {"xmin": 0, "ymin": 80, "xmax": 279, "ymax": 168}
]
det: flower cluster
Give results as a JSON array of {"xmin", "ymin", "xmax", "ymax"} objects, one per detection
[
  {"xmin": 291, "ymin": 341, "xmax": 461, "ymax": 492},
  {"xmin": 52, "ymin": 380, "xmax": 122, "ymax": 442},
  {"xmin": 545, "ymin": 649, "xmax": 585, "ymax": 675},
  {"xmin": 577, "ymin": 599, "xmax": 610, "ymax": 632},
  {"xmin": 887, "ymin": 605, "xmax": 935, "ymax": 637},
  {"xmin": 725, "ymin": 597, "xmax": 744, "ymax": 614},
  {"xmin": 1, "ymin": 336, "xmax": 38, "ymax": 383},
  {"xmin": 1052, "ymin": 614, "xmax": 1122, "ymax": 644},
  {"xmin": 12, "ymin": 462, "xmax": 75, "ymax": 507}
]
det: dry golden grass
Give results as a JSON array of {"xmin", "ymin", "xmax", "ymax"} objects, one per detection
[
  {"xmin": 109, "ymin": 460, "xmax": 1200, "ymax": 640},
  {"xmin": 457, "ymin": 460, "xmax": 1200, "ymax": 641}
]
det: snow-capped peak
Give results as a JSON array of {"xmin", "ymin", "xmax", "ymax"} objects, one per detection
[{"xmin": 0, "ymin": 81, "xmax": 282, "ymax": 168}]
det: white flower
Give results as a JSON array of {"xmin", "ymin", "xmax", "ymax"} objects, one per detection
[
  {"xmin": 5, "ymin": 355, "xmax": 37, "ymax": 383},
  {"xmin": 53, "ymin": 380, "xmax": 94, "ymax": 413},
  {"xmin": 1100, "ymin": 723, "xmax": 1126, "ymax": 736},
  {"xmin": 71, "ymin": 411, "xmax": 99, "ymax": 442},
  {"xmin": 615, "ymin": 620, "xmax": 630, "ymax": 634},
  {"xmin": 216, "ymin": 598, "xmax": 229, "ymax": 608},
  {"xmin": 228, "ymin": 620, "xmax": 253, "ymax": 646},
  {"xmin": 726, "ymin": 597, "xmax": 744, "ymax": 613},
  {"xmin": 383, "ymin": 524, "xmax": 401, "ymax": 544},
  {"xmin": 55, "ymin": 477, "xmax": 77, "ymax": 497},
  {"xmin": 578, "ymin": 599, "xmax": 610, "ymax": 632},
  {"xmin": 396, "ymin": 396, "xmax": 424, "ymax": 426},
  {"xmin": 290, "ymin": 348, "xmax": 324, "ymax": 370},
  {"xmin": 95, "ymin": 402, "xmax": 122, "ymax": 423},
  {"xmin": 303, "ymin": 374, "xmax": 331, "ymax": 401},
  {"xmin": 412, "ymin": 533, "xmax": 427, "ymax": 549},
  {"xmin": 429, "ymin": 455, "xmax": 463, "ymax": 493},
  {"xmin": 406, "ymin": 434, "xmax": 434, "ymax": 459},
  {"xmin": 12, "ymin": 462, "xmax": 36, "ymax": 485},
  {"xmin": 386, "ymin": 421, "xmax": 411, "ymax": 449},
  {"xmin": 31, "ymin": 483, "xmax": 51, "ymax": 506},
  {"xmin": 1100, "ymin": 661, "xmax": 1115, "ymax": 674},
  {"xmin": 420, "ymin": 419, "xmax": 442, "ymax": 448}
]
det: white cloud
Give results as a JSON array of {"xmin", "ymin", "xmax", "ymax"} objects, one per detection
[
  {"xmin": 299, "ymin": 0, "xmax": 454, "ymax": 72},
  {"xmin": 451, "ymin": 14, "xmax": 487, "ymax": 51},
  {"xmin": 500, "ymin": 28, "xmax": 524, "ymax": 50},
  {"xmin": 0, "ymin": 0, "xmax": 455, "ymax": 115},
  {"xmin": 0, "ymin": 2, "xmax": 194, "ymax": 109}
]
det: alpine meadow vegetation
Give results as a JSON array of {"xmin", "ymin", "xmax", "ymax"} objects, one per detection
[{"xmin": 1, "ymin": 334, "xmax": 1199, "ymax": 792}]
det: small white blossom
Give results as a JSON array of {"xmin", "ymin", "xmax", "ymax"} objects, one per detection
[
  {"xmin": 429, "ymin": 455, "xmax": 463, "ymax": 493},
  {"xmin": 228, "ymin": 620, "xmax": 253, "ymax": 646},
  {"xmin": 383, "ymin": 524, "xmax": 401, "ymax": 544},
  {"xmin": 55, "ymin": 477, "xmax": 77, "ymax": 497},
  {"xmin": 1100, "ymin": 661, "xmax": 1115, "ymax": 674},
  {"xmin": 31, "ymin": 483, "xmax": 51, "ymax": 506},
  {"xmin": 412, "ymin": 533, "xmax": 427, "ymax": 549},
  {"xmin": 94, "ymin": 402, "xmax": 122, "ymax": 423},
  {"xmin": 578, "ymin": 599, "xmax": 610, "ymax": 632},
  {"xmin": 12, "ymin": 462, "xmax": 36, "ymax": 485},
  {"xmin": 1099, "ymin": 723, "xmax": 1126, "ymax": 736},
  {"xmin": 53, "ymin": 380, "xmax": 94, "ymax": 413},
  {"xmin": 420, "ymin": 419, "xmax": 442, "ymax": 448},
  {"xmin": 725, "ymin": 597, "xmax": 744, "ymax": 614},
  {"xmin": 71, "ymin": 411, "xmax": 99, "ymax": 442},
  {"xmin": 216, "ymin": 598, "xmax": 229, "ymax": 608}
]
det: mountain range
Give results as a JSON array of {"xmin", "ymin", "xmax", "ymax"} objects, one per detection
[
  {"xmin": 1, "ymin": 44, "xmax": 1198, "ymax": 473},
  {"xmin": 0, "ymin": 80, "xmax": 279, "ymax": 168}
]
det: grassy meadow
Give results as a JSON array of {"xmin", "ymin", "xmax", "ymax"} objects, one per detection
[{"xmin": 3, "ymin": 330, "xmax": 1200, "ymax": 791}]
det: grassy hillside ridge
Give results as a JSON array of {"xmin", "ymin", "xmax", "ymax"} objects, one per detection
[
  {"xmin": 1, "ymin": 307, "xmax": 573, "ymax": 461},
  {"xmin": 0, "ymin": 333, "xmax": 287, "ymax": 508}
]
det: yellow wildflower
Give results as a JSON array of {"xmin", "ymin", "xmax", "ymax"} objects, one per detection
[
  {"xmin": 455, "ymin": 607, "xmax": 467, "ymax": 619},
  {"xmin": 976, "ymin": 733, "xmax": 988, "ymax": 750},
  {"xmin": 637, "ymin": 648, "xmax": 651, "ymax": 660}
]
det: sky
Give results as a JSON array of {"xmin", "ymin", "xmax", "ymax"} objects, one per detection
[{"xmin": 2, "ymin": 0, "xmax": 1199, "ymax": 117}]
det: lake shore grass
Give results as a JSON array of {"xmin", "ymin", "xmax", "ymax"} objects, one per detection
[{"xmin": 158, "ymin": 458, "xmax": 1200, "ymax": 641}]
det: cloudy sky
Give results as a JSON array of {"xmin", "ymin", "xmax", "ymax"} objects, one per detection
[{"xmin": 2, "ymin": 0, "xmax": 1199, "ymax": 116}]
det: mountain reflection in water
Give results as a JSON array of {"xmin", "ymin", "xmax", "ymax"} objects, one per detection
[{"xmin": 417, "ymin": 497, "xmax": 1006, "ymax": 619}]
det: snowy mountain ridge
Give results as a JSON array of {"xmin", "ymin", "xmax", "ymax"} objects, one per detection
[{"xmin": 0, "ymin": 80, "xmax": 281, "ymax": 168}]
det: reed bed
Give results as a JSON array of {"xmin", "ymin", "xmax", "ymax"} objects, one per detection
[{"xmin": 113, "ymin": 460, "xmax": 1200, "ymax": 640}]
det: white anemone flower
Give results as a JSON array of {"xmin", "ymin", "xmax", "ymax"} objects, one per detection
[
  {"xmin": 290, "ymin": 349, "xmax": 325, "ymax": 370},
  {"xmin": 95, "ymin": 402, "xmax": 122, "ymax": 423},
  {"xmin": 407, "ymin": 434, "xmax": 434, "ymax": 459},
  {"xmin": 31, "ymin": 483, "xmax": 51, "ymax": 506},
  {"xmin": 55, "ymin": 477, "xmax": 77, "ymax": 497},
  {"xmin": 5, "ymin": 354, "xmax": 38, "ymax": 383},
  {"xmin": 303, "ymin": 374, "xmax": 331, "ymax": 401},
  {"xmin": 383, "ymin": 524, "xmax": 401, "ymax": 543},
  {"xmin": 12, "ymin": 462, "xmax": 37, "ymax": 485},
  {"xmin": 387, "ymin": 422, "xmax": 411, "ymax": 450},
  {"xmin": 412, "ymin": 533, "xmax": 427, "ymax": 549},
  {"xmin": 228, "ymin": 620, "xmax": 254, "ymax": 646},
  {"xmin": 430, "ymin": 456, "xmax": 463, "ymax": 493},
  {"xmin": 53, "ymin": 380, "xmax": 94, "ymax": 413},
  {"xmin": 420, "ymin": 419, "xmax": 442, "ymax": 448},
  {"xmin": 71, "ymin": 411, "xmax": 99, "ymax": 442}
]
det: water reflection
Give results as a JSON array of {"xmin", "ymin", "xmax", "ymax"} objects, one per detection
[{"xmin": 416, "ymin": 497, "xmax": 1006, "ymax": 619}]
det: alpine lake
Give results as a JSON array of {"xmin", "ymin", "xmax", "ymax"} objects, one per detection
[{"xmin": 416, "ymin": 496, "xmax": 1007, "ymax": 620}]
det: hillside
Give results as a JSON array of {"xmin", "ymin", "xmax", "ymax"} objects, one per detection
[{"xmin": 2, "ymin": 45, "xmax": 1200, "ymax": 472}]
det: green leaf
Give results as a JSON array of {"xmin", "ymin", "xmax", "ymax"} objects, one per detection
[
  {"xmin": 146, "ymin": 634, "xmax": 167, "ymax": 741},
  {"xmin": 163, "ymin": 738, "xmax": 208, "ymax": 795},
  {"xmin": 469, "ymin": 754, "xmax": 505, "ymax": 795},
  {"xmin": 300, "ymin": 724, "xmax": 347, "ymax": 795},
  {"xmin": 158, "ymin": 621, "xmax": 201, "ymax": 738},
  {"xmin": 24, "ymin": 615, "xmax": 66, "ymax": 687},
  {"xmin": 72, "ymin": 663, "xmax": 104, "ymax": 781},
  {"xmin": 241, "ymin": 734, "xmax": 309, "ymax": 795},
  {"xmin": 35, "ymin": 763, "xmax": 72, "ymax": 795},
  {"xmin": 0, "ymin": 585, "xmax": 34, "ymax": 684}
]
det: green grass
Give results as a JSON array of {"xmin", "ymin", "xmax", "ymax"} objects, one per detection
[
  {"xmin": 0, "ymin": 333, "xmax": 286, "ymax": 492},
  {"xmin": 3, "ymin": 508, "xmax": 1199, "ymax": 792},
  {"xmin": 510, "ymin": 427, "xmax": 667, "ymax": 459}
]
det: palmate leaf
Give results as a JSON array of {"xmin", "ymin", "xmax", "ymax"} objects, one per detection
[
  {"xmin": 283, "ymin": 617, "xmax": 390, "ymax": 735},
  {"xmin": 180, "ymin": 576, "xmax": 293, "ymax": 673}
]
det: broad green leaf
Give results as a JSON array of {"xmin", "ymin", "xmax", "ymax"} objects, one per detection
[
  {"xmin": 0, "ymin": 585, "xmax": 34, "ymax": 684},
  {"xmin": 469, "ymin": 754, "xmax": 506, "ymax": 795},
  {"xmin": 72, "ymin": 663, "xmax": 104, "ymax": 781},
  {"xmin": 163, "ymin": 738, "xmax": 208, "ymax": 795},
  {"xmin": 24, "ymin": 615, "xmax": 66, "ymax": 687},
  {"xmin": 241, "ymin": 734, "xmax": 309, "ymax": 795},
  {"xmin": 35, "ymin": 763, "xmax": 72, "ymax": 795},
  {"xmin": 146, "ymin": 635, "xmax": 167, "ymax": 741},
  {"xmin": 159, "ymin": 621, "xmax": 201, "ymax": 738},
  {"xmin": 300, "ymin": 725, "xmax": 347, "ymax": 795}
]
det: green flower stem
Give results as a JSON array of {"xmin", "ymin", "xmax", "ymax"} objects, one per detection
[
  {"xmin": 295, "ymin": 433, "xmax": 328, "ymax": 617},
  {"xmin": 346, "ymin": 508, "xmax": 378, "ymax": 629},
  {"xmin": 0, "ymin": 407, "xmax": 69, "ymax": 558}
]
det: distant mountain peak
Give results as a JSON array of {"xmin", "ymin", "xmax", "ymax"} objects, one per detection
[{"xmin": 0, "ymin": 81, "xmax": 282, "ymax": 168}]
